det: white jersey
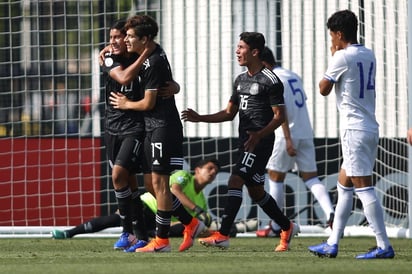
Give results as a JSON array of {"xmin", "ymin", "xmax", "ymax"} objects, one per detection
[
  {"xmin": 324, "ymin": 44, "xmax": 379, "ymax": 134},
  {"xmin": 273, "ymin": 66, "xmax": 313, "ymax": 139}
]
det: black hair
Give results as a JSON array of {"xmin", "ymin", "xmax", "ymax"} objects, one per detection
[
  {"xmin": 260, "ymin": 46, "xmax": 277, "ymax": 66},
  {"xmin": 194, "ymin": 158, "xmax": 221, "ymax": 171},
  {"xmin": 239, "ymin": 32, "xmax": 265, "ymax": 56},
  {"xmin": 327, "ymin": 10, "xmax": 358, "ymax": 42},
  {"xmin": 125, "ymin": 15, "xmax": 158, "ymax": 39},
  {"xmin": 110, "ymin": 19, "xmax": 127, "ymax": 35}
]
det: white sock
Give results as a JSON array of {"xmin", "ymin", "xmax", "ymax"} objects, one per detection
[
  {"xmin": 305, "ymin": 177, "xmax": 334, "ymax": 219},
  {"xmin": 355, "ymin": 186, "xmax": 391, "ymax": 250},
  {"xmin": 269, "ymin": 179, "xmax": 284, "ymax": 231},
  {"xmin": 327, "ymin": 182, "xmax": 353, "ymax": 246}
]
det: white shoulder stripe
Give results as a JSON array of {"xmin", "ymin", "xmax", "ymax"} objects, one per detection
[
  {"xmin": 262, "ymin": 68, "xmax": 279, "ymax": 84},
  {"xmin": 236, "ymin": 70, "xmax": 248, "ymax": 77}
]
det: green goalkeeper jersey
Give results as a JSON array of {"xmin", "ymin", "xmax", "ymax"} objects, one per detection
[{"xmin": 140, "ymin": 170, "xmax": 208, "ymax": 220}]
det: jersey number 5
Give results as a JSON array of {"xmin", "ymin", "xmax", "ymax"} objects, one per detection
[{"xmin": 288, "ymin": 78, "xmax": 305, "ymax": 108}]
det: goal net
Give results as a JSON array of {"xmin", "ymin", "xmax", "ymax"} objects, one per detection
[{"xmin": 0, "ymin": 0, "xmax": 410, "ymax": 238}]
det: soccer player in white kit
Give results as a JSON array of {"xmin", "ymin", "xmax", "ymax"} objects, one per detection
[
  {"xmin": 308, "ymin": 9, "xmax": 394, "ymax": 259},
  {"xmin": 255, "ymin": 47, "xmax": 335, "ymax": 237}
]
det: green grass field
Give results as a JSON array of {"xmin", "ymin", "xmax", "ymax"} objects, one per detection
[{"xmin": 1, "ymin": 236, "xmax": 411, "ymax": 274}]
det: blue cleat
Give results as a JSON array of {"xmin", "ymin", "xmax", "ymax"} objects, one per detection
[
  {"xmin": 113, "ymin": 232, "xmax": 137, "ymax": 250},
  {"xmin": 124, "ymin": 240, "xmax": 148, "ymax": 253},
  {"xmin": 308, "ymin": 242, "xmax": 338, "ymax": 258},
  {"xmin": 355, "ymin": 246, "xmax": 395, "ymax": 259},
  {"xmin": 52, "ymin": 229, "xmax": 69, "ymax": 239}
]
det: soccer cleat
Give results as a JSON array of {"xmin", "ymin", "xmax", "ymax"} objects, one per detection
[
  {"xmin": 274, "ymin": 222, "xmax": 299, "ymax": 252},
  {"xmin": 52, "ymin": 229, "xmax": 69, "ymax": 239},
  {"xmin": 124, "ymin": 240, "xmax": 148, "ymax": 253},
  {"xmin": 256, "ymin": 221, "xmax": 281, "ymax": 238},
  {"xmin": 198, "ymin": 231, "xmax": 229, "ymax": 249},
  {"xmin": 355, "ymin": 246, "xmax": 395, "ymax": 259},
  {"xmin": 113, "ymin": 232, "xmax": 137, "ymax": 250},
  {"xmin": 179, "ymin": 218, "xmax": 206, "ymax": 252},
  {"xmin": 308, "ymin": 242, "xmax": 338, "ymax": 258},
  {"xmin": 135, "ymin": 237, "xmax": 171, "ymax": 253}
]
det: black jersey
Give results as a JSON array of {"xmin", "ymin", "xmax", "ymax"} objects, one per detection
[
  {"xmin": 138, "ymin": 44, "xmax": 182, "ymax": 132},
  {"xmin": 230, "ymin": 67, "xmax": 284, "ymax": 143},
  {"xmin": 103, "ymin": 53, "xmax": 145, "ymax": 136}
]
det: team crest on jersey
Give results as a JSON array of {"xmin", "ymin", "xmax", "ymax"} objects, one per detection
[{"xmin": 249, "ymin": 83, "xmax": 259, "ymax": 95}]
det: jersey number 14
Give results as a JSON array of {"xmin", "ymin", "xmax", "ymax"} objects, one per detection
[{"xmin": 357, "ymin": 61, "xmax": 375, "ymax": 98}]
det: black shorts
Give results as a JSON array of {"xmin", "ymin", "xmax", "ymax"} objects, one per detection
[
  {"xmin": 105, "ymin": 132, "xmax": 144, "ymax": 174},
  {"xmin": 143, "ymin": 127, "xmax": 184, "ymax": 175},
  {"xmin": 232, "ymin": 139, "xmax": 274, "ymax": 186}
]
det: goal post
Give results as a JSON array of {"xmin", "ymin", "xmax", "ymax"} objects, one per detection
[
  {"xmin": 408, "ymin": 0, "xmax": 412, "ymax": 240},
  {"xmin": 0, "ymin": 0, "xmax": 410, "ymax": 238}
]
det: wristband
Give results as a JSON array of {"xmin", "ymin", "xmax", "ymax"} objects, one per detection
[{"xmin": 193, "ymin": 205, "xmax": 204, "ymax": 216}]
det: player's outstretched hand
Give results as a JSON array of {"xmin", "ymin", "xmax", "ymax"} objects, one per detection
[{"xmin": 181, "ymin": 108, "xmax": 201, "ymax": 122}]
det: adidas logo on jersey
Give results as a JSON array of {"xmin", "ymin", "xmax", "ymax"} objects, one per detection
[{"xmin": 152, "ymin": 160, "xmax": 160, "ymax": 165}]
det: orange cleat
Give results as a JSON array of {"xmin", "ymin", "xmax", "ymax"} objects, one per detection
[
  {"xmin": 275, "ymin": 222, "xmax": 299, "ymax": 252},
  {"xmin": 179, "ymin": 218, "xmax": 205, "ymax": 252},
  {"xmin": 135, "ymin": 236, "xmax": 171, "ymax": 253},
  {"xmin": 198, "ymin": 231, "xmax": 229, "ymax": 249},
  {"xmin": 256, "ymin": 221, "xmax": 281, "ymax": 238}
]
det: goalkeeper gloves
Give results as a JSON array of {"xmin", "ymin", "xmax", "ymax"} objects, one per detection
[{"xmin": 193, "ymin": 206, "xmax": 211, "ymax": 227}]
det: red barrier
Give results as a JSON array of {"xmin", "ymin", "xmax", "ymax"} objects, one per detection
[{"xmin": 0, "ymin": 138, "xmax": 102, "ymax": 226}]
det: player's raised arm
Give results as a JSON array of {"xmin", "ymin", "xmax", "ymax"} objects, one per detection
[
  {"xmin": 181, "ymin": 102, "xmax": 238, "ymax": 123},
  {"xmin": 109, "ymin": 46, "xmax": 153, "ymax": 85}
]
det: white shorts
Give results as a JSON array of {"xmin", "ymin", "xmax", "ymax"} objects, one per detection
[
  {"xmin": 341, "ymin": 129, "xmax": 378, "ymax": 176},
  {"xmin": 266, "ymin": 137, "xmax": 317, "ymax": 173}
]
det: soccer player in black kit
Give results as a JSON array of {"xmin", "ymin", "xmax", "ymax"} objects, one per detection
[
  {"xmin": 109, "ymin": 15, "xmax": 205, "ymax": 252},
  {"xmin": 99, "ymin": 19, "xmax": 179, "ymax": 252},
  {"xmin": 182, "ymin": 32, "xmax": 299, "ymax": 252},
  {"xmin": 101, "ymin": 19, "xmax": 149, "ymax": 252}
]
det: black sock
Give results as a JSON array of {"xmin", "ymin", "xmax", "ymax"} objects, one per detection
[
  {"xmin": 219, "ymin": 188, "xmax": 242, "ymax": 236},
  {"xmin": 257, "ymin": 192, "xmax": 290, "ymax": 230},
  {"xmin": 131, "ymin": 191, "xmax": 149, "ymax": 241},
  {"xmin": 66, "ymin": 214, "xmax": 121, "ymax": 238},
  {"xmin": 115, "ymin": 187, "xmax": 133, "ymax": 234},
  {"xmin": 171, "ymin": 194, "xmax": 192, "ymax": 225},
  {"xmin": 169, "ymin": 223, "xmax": 184, "ymax": 237},
  {"xmin": 156, "ymin": 210, "xmax": 171, "ymax": 239}
]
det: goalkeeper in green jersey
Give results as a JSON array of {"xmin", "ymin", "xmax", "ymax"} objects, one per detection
[
  {"xmin": 51, "ymin": 158, "xmax": 220, "ymax": 240},
  {"xmin": 141, "ymin": 158, "xmax": 220, "ymax": 236}
]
